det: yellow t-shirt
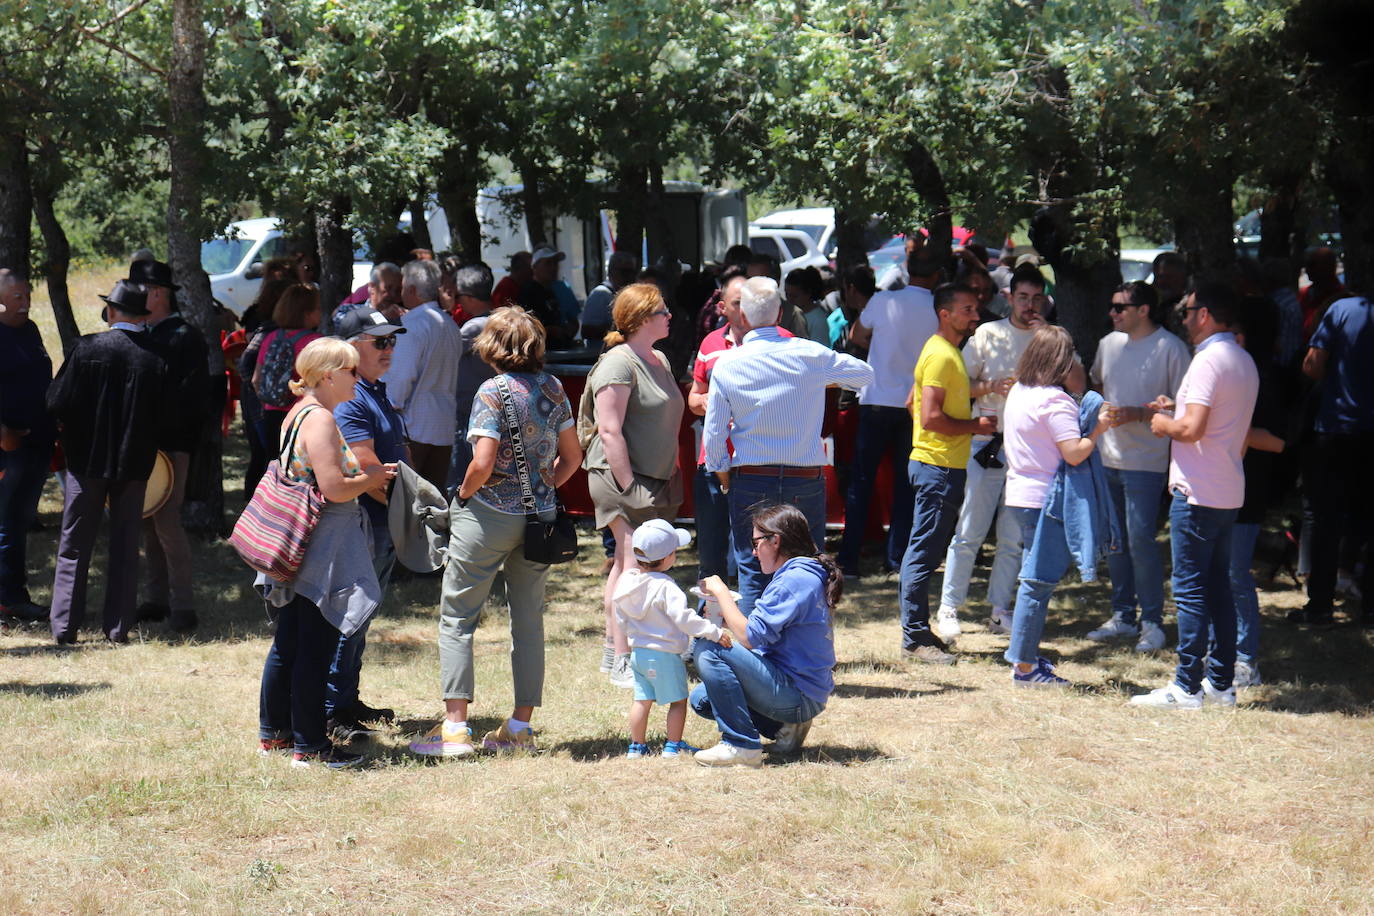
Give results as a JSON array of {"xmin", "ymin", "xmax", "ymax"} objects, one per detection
[{"xmin": 910, "ymin": 334, "xmax": 972, "ymax": 468}]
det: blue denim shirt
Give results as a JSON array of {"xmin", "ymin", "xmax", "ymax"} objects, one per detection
[{"xmin": 1029, "ymin": 390, "xmax": 1122, "ymax": 582}]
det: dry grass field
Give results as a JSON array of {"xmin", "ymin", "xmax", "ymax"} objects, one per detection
[{"xmin": 4, "ymin": 268, "xmax": 1371, "ymax": 913}]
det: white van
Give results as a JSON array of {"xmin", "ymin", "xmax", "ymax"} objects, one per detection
[{"xmin": 201, "ymin": 218, "xmax": 372, "ymax": 317}]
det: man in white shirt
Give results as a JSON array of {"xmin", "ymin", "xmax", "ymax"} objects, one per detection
[
  {"xmin": 1084, "ymin": 281, "xmax": 1190, "ymax": 651},
  {"xmin": 704, "ymin": 278, "xmax": 873, "ymax": 615},
  {"xmin": 935, "ymin": 264, "xmax": 1047, "ymax": 642},
  {"xmin": 383, "ymin": 259, "xmax": 462, "ymax": 491},
  {"xmin": 838, "ymin": 251, "xmax": 940, "ymax": 577}
]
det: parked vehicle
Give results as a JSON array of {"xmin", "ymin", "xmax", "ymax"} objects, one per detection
[
  {"xmin": 202, "ymin": 218, "xmax": 371, "ymax": 317},
  {"xmin": 1118, "ymin": 248, "xmax": 1171, "ymax": 285},
  {"xmin": 748, "ymin": 225, "xmax": 829, "ymax": 277}
]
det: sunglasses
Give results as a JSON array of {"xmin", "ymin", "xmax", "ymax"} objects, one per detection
[
  {"xmin": 369, "ymin": 335, "xmax": 398, "ymax": 350},
  {"xmin": 750, "ymin": 533, "xmax": 776, "ymax": 548},
  {"xmin": 1109, "ymin": 303, "xmax": 1133, "ymax": 313}
]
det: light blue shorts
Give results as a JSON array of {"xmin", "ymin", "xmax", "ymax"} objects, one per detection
[{"xmin": 630, "ymin": 648, "xmax": 689, "ymax": 704}]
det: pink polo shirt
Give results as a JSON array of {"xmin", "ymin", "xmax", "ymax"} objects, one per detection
[{"xmin": 1168, "ymin": 333, "xmax": 1258, "ymax": 510}]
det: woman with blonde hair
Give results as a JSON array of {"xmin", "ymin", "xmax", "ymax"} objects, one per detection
[
  {"xmin": 578, "ymin": 283, "xmax": 685, "ymax": 687},
  {"xmin": 257, "ymin": 337, "xmax": 397, "ymax": 769},
  {"xmin": 410, "ymin": 307, "xmax": 582, "ymax": 757},
  {"xmin": 1001, "ymin": 325, "xmax": 1113, "ymax": 688}
]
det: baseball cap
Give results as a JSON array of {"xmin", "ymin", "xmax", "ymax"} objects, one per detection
[
  {"xmin": 335, "ymin": 307, "xmax": 407, "ymax": 341},
  {"xmin": 632, "ymin": 518, "xmax": 691, "ymax": 563},
  {"xmin": 530, "ymin": 245, "xmax": 566, "ymax": 266}
]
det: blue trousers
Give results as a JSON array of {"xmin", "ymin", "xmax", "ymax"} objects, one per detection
[
  {"xmin": 1170, "ymin": 493, "xmax": 1237, "ymax": 694},
  {"xmin": 898, "ymin": 461, "xmax": 966, "ymax": 648},
  {"xmin": 324, "ymin": 526, "xmax": 396, "ymax": 717},
  {"xmin": 693, "ymin": 464, "xmax": 735, "ymax": 580},
  {"xmin": 691, "ymin": 641, "xmax": 826, "ymax": 749},
  {"xmin": 1227, "ymin": 521, "xmax": 1261, "ymax": 667},
  {"xmin": 1003, "ymin": 506, "xmax": 1077, "ymax": 666},
  {"xmin": 1103, "ymin": 467, "xmax": 1167, "ymax": 626},
  {"xmin": 728, "ymin": 469, "xmax": 826, "ymax": 616},
  {"xmin": 0, "ymin": 439, "xmax": 52, "ymax": 605},
  {"xmin": 260, "ymin": 594, "xmax": 339, "ymax": 753},
  {"xmin": 838, "ymin": 406, "xmax": 915, "ymax": 572}
]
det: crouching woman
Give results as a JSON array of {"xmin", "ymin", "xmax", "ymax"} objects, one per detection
[{"xmin": 693, "ymin": 503, "xmax": 840, "ymax": 767}]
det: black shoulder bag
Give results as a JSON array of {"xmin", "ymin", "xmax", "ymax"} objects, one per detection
[{"xmin": 495, "ymin": 375, "xmax": 579, "ymax": 564}]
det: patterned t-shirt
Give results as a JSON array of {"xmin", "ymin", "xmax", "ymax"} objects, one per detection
[
  {"xmin": 468, "ymin": 371, "xmax": 574, "ymax": 515},
  {"xmin": 282, "ymin": 406, "xmax": 363, "ymax": 486}
]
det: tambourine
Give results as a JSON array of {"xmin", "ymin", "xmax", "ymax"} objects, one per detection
[{"xmin": 142, "ymin": 450, "xmax": 175, "ymax": 518}]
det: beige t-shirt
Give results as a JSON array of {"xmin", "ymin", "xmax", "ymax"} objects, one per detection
[
  {"xmin": 579, "ymin": 344, "xmax": 684, "ymax": 480},
  {"xmin": 1090, "ymin": 327, "xmax": 1191, "ymax": 473},
  {"xmin": 962, "ymin": 318, "xmax": 1037, "ymax": 424}
]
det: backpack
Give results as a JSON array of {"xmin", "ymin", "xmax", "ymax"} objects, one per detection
[{"xmin": 258, "ymin": 329, "xmax": 310, "ymax": 408}]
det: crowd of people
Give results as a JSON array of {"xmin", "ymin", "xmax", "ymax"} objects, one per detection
[{"xmin": 0, "ymin": 231, "xmax": 1368, "ymax": 767}]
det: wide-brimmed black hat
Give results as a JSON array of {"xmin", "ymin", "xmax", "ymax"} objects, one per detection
[
  {"xmin": 127, "ymin": 259, "xmax": 180, "ymax": 291},
  {"xmin": 99, "ymin": 280, "xmax": 150, "ymax": 316}
]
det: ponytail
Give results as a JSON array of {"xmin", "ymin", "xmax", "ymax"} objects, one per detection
[{"xmin": 815, "ymin": 551, "xmax": 844, "ymax": 610}]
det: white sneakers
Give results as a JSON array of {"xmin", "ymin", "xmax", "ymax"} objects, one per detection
[
  {"xmin": 987, "ymin": 607, "xmax": 1013, "ymax": 634},
  {"xmin": 1201, "ymin": 677, "xmax": 1237, "ymax": 707},
  {"xmin": 694, "ymin": 741, "xmax": 763, "ymax": 768},
  {"xmin": 1129, "ymin": 682, "xmax": 1202, "ymax": 709},
  {"xmin": 1086, "ymin": 614, "xmax": 1140, "ymax": 642},
  {"xmin": 935, "ymin": 605, "xmax": 962, "ymax": 643},
  {"xmin": 1130, "ymin": 678, "xmax": 1238, "ymax": 709},
  {"xmin": 772, "ymin": 719, "xmax": 813, "ymax": 754},
  {"xmin": 1233, "ymin": 659, "xmax": 1262, "ymax": 688},
  {"xmin": 1135, "ymin": 621, "xmax": 1167, "ymax": 652}
]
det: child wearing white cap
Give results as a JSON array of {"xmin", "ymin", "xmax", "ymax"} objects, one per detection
[{"xmin": 612, "ymin": 519, "xmax": 732, "ymax": 758}]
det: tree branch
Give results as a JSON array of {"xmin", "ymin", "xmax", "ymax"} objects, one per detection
[
  {"xmin": 85, "ymin": 0, "xmax": 158, "ymax": 35},
  {"xmin": 78, "ymin": 27, "xmax": 167, "ymax": 76}
]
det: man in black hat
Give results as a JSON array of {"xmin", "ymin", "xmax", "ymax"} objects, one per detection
[
  {"xmin": 47, "ymin": 280, "xmax": 168, "ymax": 644},
  {"xmin": 129, "ymin": 259, "xmax": 210, "ymax": 634}
]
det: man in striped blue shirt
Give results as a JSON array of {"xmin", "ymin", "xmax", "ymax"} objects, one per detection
[{"xmin": 704, "ymin": 277, "xmax": 874, "ymax": 614}]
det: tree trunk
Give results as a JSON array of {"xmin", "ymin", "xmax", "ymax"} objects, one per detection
[
  {"xmin": 0, "ymin": 132, "xmax": 32, "ymax": 275},
  {"xmin": 315, "ymin": 195, "xmax": 354, "ymax": 331},
  {"xmin": 436, "ymin": 150, "xmax": 481, "ymax": 263},
  {"xmin": 645, "ymin": 160, "xmax": 677, "ymax": 274},
  {"xmin": 613, "ymin": 162, "xmax": 647, "ymax": 257},
  {"xmin": 169, "ymin": 0, "xmax": 226, "ymax": 536},
  {"xmin": 1171, "ymin": 163, "xmax": 1236, "ymax": 276},
  {"xmin": 515, "ymin": 156, "xmax": 549, "ymax": 247},
  {"xmin": 408, "ymin": 195, "xmax": 432, "ymax": 251},
  {"xmin": 31, "ymin": 182, "xmax": 81, "ymax": 353},
  {"xmin": 832, "ymin": 210, "xmax": 869, "ymax": 278},
  {"xmin": 1258, "ymin": 170, "xmax": 1303, "ymax": 267},
  {"xmin": 1328, "ymin": 138, "xmax": 1374, "ymax": 297},
  {"xmin": 1030, "ymin": 206, "xmax": 1121, "ymax": 366},
  {"xmin": 903, "ymin": 139, "xmax": 953, "ymax": 265}
]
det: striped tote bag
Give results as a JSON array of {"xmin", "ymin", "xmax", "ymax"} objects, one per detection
[{"xmin": 229, "ymin": 409, "xmax": 323, "ymax": 581}]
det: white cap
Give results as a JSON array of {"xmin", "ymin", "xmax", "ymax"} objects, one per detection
[
  {"xmin": 632, "ymin": 518, "xmax": 691, "ymax": 563},
  {"xmin": 530, "ymin": 245, "xmax": 566, "ymax": 266}
]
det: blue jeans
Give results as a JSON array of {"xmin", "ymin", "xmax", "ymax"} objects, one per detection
[
  {"xmin": 324, "ymin": 527, "xmax": 396, "ymax": 717},
  {"xmin": 0, "ymin": 439, "xmax": 52, "ymax": 605},
  {"xmin": 260, "ymin": 595, "xmax": 340, "ymax": 753},
  {"xmin": 1003, "ymin": 506, "xmax": 1074, "ymax": 666},
  {"xmin": 1169, "ymin": 493, "xmax": 1237, "ymax": 693},
  {"xmin": 838, "ymin": 406, "xmax": 915, "ymax": 572},
  {"xmin": 728, "ymin": 469, "xmax": 826, "ymax": 616},
  {"xmin": 1227, "ymin": 521, "xmax": 1261, "ymax": 667},
  {"xmin": 690, "ymin": 641, "xmax": 827, "ymax": 749},
  {"xmin": 898, "ymin": 461, "xmax": 966, "ymax": 648},
  {"xmin": 939, "ymin": 447, "xmax": 1022, "ymax": 612},
  {"xmin": 1103, "ymin": 468, "xmax": 1167, "ymax": 626},
  {"xmin": 693, "ymin": 464, "xmax": 735, "ymax": 580}
]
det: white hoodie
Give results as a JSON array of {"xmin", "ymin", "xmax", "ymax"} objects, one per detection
[{"xmin": 612, "ymin": 568, "xmax": 728, "ymax": 654}]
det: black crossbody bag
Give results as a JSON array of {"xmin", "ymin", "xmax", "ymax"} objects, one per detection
[{"xmin": 495, "ymin": 375, "xmax": 579, "ymax": 564}]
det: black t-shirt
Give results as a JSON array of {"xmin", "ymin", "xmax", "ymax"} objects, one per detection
[{"xmin": 1238, "ymin": 364, "xmax": 1284, "ymax": 524}]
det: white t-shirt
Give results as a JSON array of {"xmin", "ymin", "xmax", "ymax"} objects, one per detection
[
  {"xmin": 858, "ymin": 286, "xmax": 937, "ymax": 408},
  {"xmin": 1090, "ymin": 326, "xmax": 1191, "ymax": 473},
  {"xmin": 1168, "ymin": 334, "xmax": 1258, "ymax": 510},
  {"xmin": 1003, "ymin": 383, "xmax": 1081, "ymax": 509},
  {"xmin": 962, "ymin": 318, "xmax": 1037, "ymax": 424}
]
